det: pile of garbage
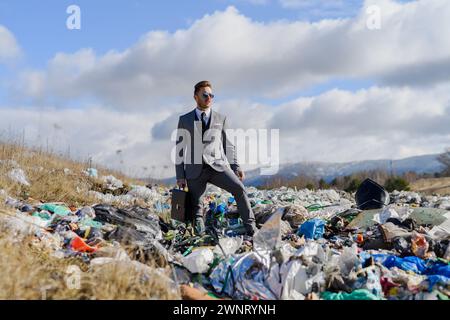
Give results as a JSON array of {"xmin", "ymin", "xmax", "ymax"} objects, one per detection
[{"xmin": 0, "ymin": 176, "xmax": 449, "ymax": 300}]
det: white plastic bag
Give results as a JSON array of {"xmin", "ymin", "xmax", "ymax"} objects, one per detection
[
  {"xmin": 8, "ymin": 168, "xmax": 30, "ymax": 186},
  {"xmin": 373, "ymin": 205, "xmax": 411, "ymax": 224},
  {"xmin": 182, "ymin": 248, "xmax": 214, "ymax": 274},
  {"xmin": 253, "ymin": 208, "xmax": 284, "ymax": 252},
  {"xmin": 213, "ymin": 237, "xmax": 243, "ymax": 257},
  {"xmin": 102, "ymin": 175, "xmax": 123, "ymax": 191}
]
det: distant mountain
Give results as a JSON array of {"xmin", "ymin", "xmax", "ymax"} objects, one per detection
[
  {"xmin": 151, "ymin": 154, "xmax": 444, "ymax": 187},
  {"xmin": 245, "ymin": 154, "xmax": 444, "ymax": 186}
]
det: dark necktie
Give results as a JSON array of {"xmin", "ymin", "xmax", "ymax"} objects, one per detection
[
  {"xmin": 201, "ymin": 112, "xmax": 207, "ymax": 127},
  {"xmin": 201, "ymin": 112, "xmax": 207, "ymax": 136}
]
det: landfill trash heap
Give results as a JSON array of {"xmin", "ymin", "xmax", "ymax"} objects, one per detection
[{"xmin": 0, "ymin": 177, "xmax": 449, "ymax": 300}]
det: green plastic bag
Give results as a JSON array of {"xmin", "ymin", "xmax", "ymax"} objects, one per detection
[
  {"xmin": 79, "ymin": 218, "xmax": 103, "ymax": 229},
  {"xmin": 40, "ymin": 204, "xmax": 71, "ymax": 216},
  {"xmin": 32, "ymin": 211, "xmax": 52, "ymax": 220},
  {"xmin": 321, "ymin": 289, "xmax": 381, "ymax": 300}
]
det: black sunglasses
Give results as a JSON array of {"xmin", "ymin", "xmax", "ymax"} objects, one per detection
[{"xmin": 202, "ymin": 92, "xmax": 215, "ymax": 99}]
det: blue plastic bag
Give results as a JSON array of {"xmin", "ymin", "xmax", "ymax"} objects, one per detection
[
  {"xmin": 297, "ymin": 218, "xmax": 326, "ymax": 240},
  {"xmin": 425, "ymin": 275, "xmax": 450, "ymax": 291},
  {"xmin": 427, "ymin": 263, "xmax": 450, "ymax": 278},
  {"xmin": 370, "ymin": 254, "xmax": 450, "ymax": 277}
]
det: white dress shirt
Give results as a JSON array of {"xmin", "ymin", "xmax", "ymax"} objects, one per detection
[{"xmin": 195, "ymin": 107, "xmax": 211, "ymax": 124}]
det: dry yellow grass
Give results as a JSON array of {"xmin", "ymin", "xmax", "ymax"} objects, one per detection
[
  {"xmin": 0, "ymin": 229, "xmax": 179, "ymax": 300},
  {"xmin": 0, "ymin": 142, "xmax": 179, "ymax": 300},
  {"xmin": 410, "ymin": 177, "xmax": 450, "ymax": 195},
  {"xmin": 0, "ymin": 142, "xmax": 148, "ymax": 206}
]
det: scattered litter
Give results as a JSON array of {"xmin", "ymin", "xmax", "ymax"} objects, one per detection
[
  {"xmin": 1, "ymin": 177, "xmax": 449, "ymax": 300},
  {"xmin": 297, "ymin": 218, "xmax": 326, "ymax": 240},
  {"xmin": 8, "ymin": 168, "xmax": 30, "ymax": 186},
  {"xmin": 102, "ymin": 175, "xmax": 124, "ymax": 191},
  {"xmin": 214, "ymin": 237, "xmax": 243, "ymax": 257},
  {"xmin": 182, "ymin": 248, "xmax": 214, "ymax": 274},
  {"xmin": 85, "ymin": 168, "xmax": 98, "ymax": 178}
]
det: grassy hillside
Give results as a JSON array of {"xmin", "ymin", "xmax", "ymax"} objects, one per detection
[
  {"xmin": 0, "ymin": 142, "xmax": 179, "ymax": 300},
  {"xmin": 0, "ymin": 143, "xmax": 149, "ymax": 206},
  {"xmin": 410, "ymin": 177, "xmax": 450, "ymax": 195}
]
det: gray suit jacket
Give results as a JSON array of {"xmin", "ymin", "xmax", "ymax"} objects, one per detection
[{"xmin": 175, "ymin": 109, "xmax": 240, "ymax": 180}]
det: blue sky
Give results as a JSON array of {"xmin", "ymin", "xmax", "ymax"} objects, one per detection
[
  {"xmin": 0, "ymin": 0, "xmax": 449, "ymax": 178},
  {"xmin": 0, "ymin": 0, "xmax": 370, "ymax": 101},
  {"xmin": 0, "ymin": 0, "xmax": 357, "ymax": 69},
  {"xmin": 0, "ymin": 0, "xmax": 413, "ymax": 66}
]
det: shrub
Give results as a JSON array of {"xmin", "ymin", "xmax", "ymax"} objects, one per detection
[
  {"xmin": 344, "ymin": 178, "xmax": 361, "ymax": 193},
  {"xmin": 384, "ymin": 177, "xmax": 410, "ymax": 192}
]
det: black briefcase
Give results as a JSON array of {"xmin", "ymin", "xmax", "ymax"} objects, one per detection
[{"xmin": 170, "ymin": 188, "xmax": 192, "ymax": 222}]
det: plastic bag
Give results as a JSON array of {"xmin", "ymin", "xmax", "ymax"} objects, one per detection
[
  {"xmin": 253, "ymin": 208, "xmax": 284, "ymax": 252},
  {"xmin": 128, "ymin": 185, "xmax": 158, "ymax": 202},
  {"xmin": 83, "ymin": 167, "xmax": 98, "ymax": 178},
  {"xmin": 297, "ymin": 219, "xmax": 326, "ymax": 240},
  {"xmin": 182, "ymin": 248, "xmax": 214, "ymax": 274},
  {"xmin": 373, "ymin": 206, "xmax": 411, "ymax": 224},
  {"xmin": 102, "ymin": 175, "xmax": 124, "ymax": 191},
  {"xmin": 70, "ymin": 236, "xmax": 98, "ymax": 253},
  {"xmin": 210, "ymin": 252, "xmax": 277, "ymax": 300},
  {"xmin": 8, "ymin": 168, "xmax": 30, "ymax": 186},
  {"xmin": 214, "ymin": 237, "xmax": 243, "ymax": 257},
  {"xmin": 411, "ymin": 232, "xmax": 430, "ymax": 258},
  {"xmin": 321, "ymin": 289, "xmax": 381, "ymax": 300},
  {"xmin": 339, "ymin": 244, "xmax": 360, "ymax": 276},
  {"xmin": 40, "ymin": 203, "xmax": 71, "ymax": 216}
]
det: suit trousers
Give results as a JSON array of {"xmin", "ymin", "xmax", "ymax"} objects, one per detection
[{"xmin": 186, "ymin": 164, "xmax": 256, "ymax": 231}]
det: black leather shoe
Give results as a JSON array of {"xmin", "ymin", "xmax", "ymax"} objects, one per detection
[
  {"xmin": 245, "ymin": 223, "xmax": 258, "ymax": 237},
  {"xmin": 243, "ymin": 234, "xmax": 254, "ymax": 243}
]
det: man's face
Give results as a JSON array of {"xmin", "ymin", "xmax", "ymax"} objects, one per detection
[{"xmin": 194, "ymin": 86, "xmax": 214, "ymax": 109}]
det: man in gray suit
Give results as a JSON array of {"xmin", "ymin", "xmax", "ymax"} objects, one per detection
[{"xmin": 175, "ymin": 80, "xmax": 257, "ymax": 237}]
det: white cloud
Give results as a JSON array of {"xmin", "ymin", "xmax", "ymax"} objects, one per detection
[
  {"xmin": 147, "ymin": 83, "xmax": 450, "ymax": 173},
  {"xmin": 13, "ymin": 1, "xmax": 450, "ymax": 110},
  {"xmin": 1, "ymin": 81, "xmax": 449, "ymax": 179},
  {"xmin": 266, "ymin": 84, "xmax": 450, "ymax": 163},
  {"xmin": 380, "ymin": 56, "xmax": 450, "ymax": 87},
  {"xmin": 2, "ymin": 1, "xmax": 450, "ymax": 178},
  {"xmin": 0, "ymin": 25, "xmax": 22, "ymax": 64},
  {"xmin": 0, "ymin": 106, "xmax": 175, "ymax": 178}
]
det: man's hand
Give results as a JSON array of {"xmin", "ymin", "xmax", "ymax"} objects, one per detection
[
  {"xmin": 235, "ymin": 169, "xmax": 245, "ymax": 181},
  {"xmin": 177, "ymin": 179, "xmax": 187, "ymax": 189}
]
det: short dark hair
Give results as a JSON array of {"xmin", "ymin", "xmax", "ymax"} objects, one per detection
[{"xmin": 194, "ymin": 81, "xmax": 211, "ymax": 95}]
